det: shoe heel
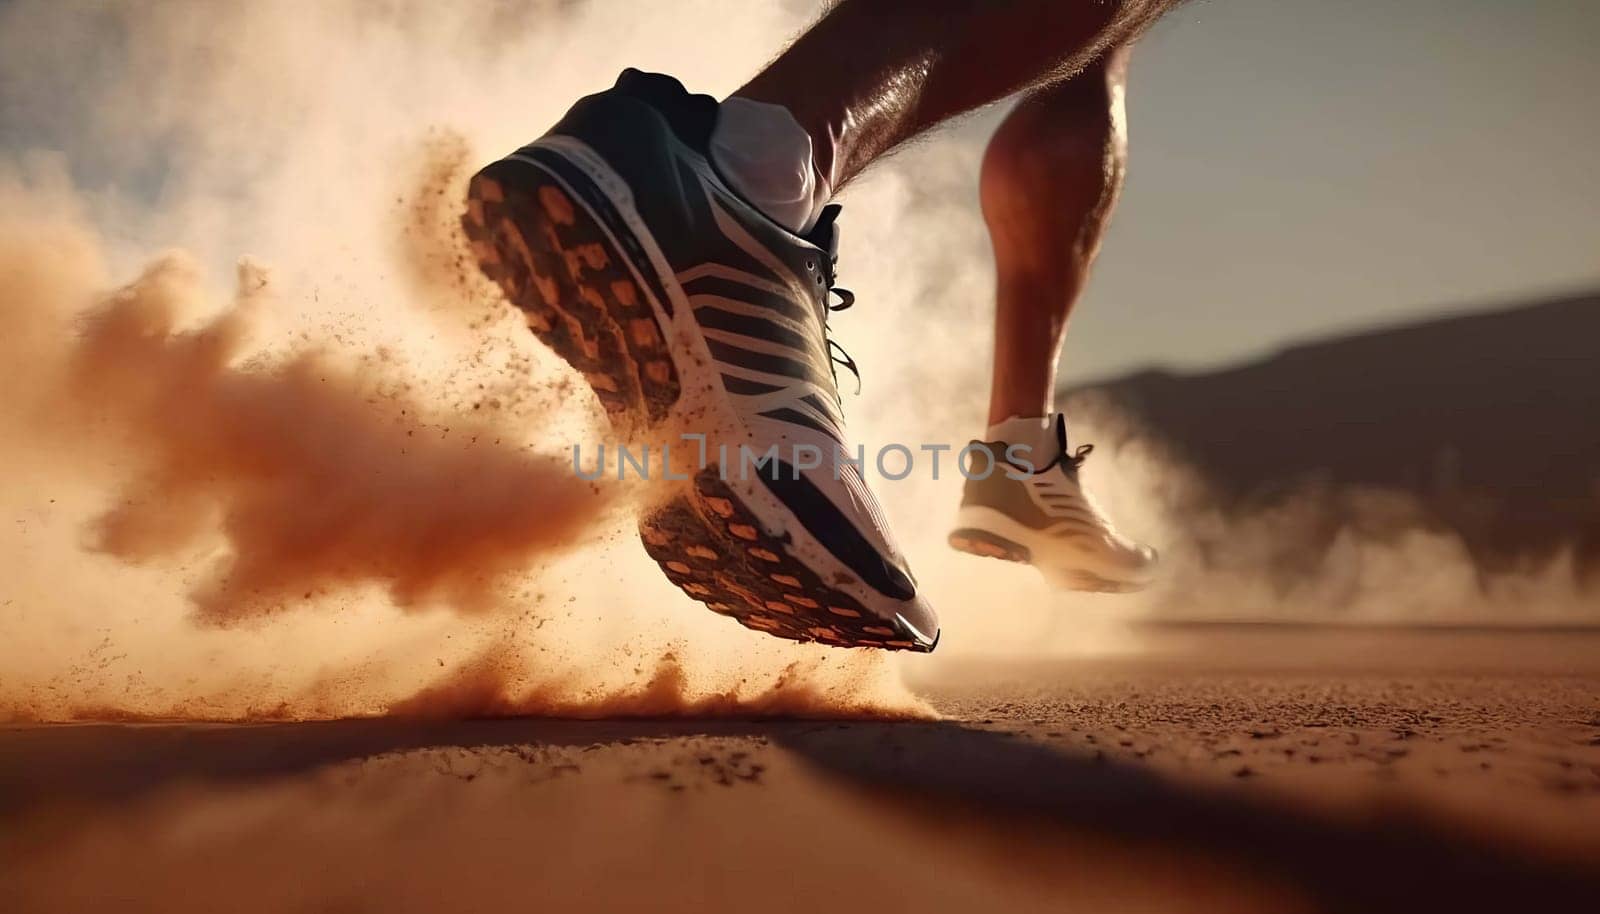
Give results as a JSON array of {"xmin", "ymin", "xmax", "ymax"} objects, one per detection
[{"xmin": 948, "ymin": 527, "xmax": 1032, "ymax": 563}]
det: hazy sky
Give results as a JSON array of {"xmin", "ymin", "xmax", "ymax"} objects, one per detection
[{"xmin": 1044, "ymin": 0, "xmax": 1600, "ymax": 383}]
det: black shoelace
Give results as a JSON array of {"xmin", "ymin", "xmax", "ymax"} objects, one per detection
[
  {"xmin": 805, "ymin": 204, "xmax": 862, "ymax": 398},
  {"xmin": 824, "ymin": 287, "xmax": 861, "ymax": 395},
  {"xmin": 1033, "ymin": 413, "xmax": 1094, "ymax": 476},
  {"xmin": 976, "ymin": 415, "xmax": 1093, "ymax": 478}
]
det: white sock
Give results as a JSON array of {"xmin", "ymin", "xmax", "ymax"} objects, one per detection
[
  {"xmin": 986, "ymin": 414, "xmax": 1064, "ymax": 467},
  {"xmin": 709, "ymin": 96, "xmax": 832, "ymax": 235}
]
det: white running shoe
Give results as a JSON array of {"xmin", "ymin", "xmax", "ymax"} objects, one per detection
[
  {"xmin": 949, "ymin": 414, "xmax": 1157, "ymax": 592},
  {"xmin": 462, "ymin": 69, "xmax": 937, "ymax": 651}
]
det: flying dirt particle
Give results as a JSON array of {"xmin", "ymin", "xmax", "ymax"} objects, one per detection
[{"xmin": 392, "ymin": 127, "xmax": 499, "ymax": 326}]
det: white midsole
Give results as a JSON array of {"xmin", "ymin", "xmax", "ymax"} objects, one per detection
[
  {"xmin": 953, "ymin": 504, "xmax": 1157, "ymax": 585},
  {"xmin": 513, "ymin": 137, "xmax": 910, "ymax": 621}
]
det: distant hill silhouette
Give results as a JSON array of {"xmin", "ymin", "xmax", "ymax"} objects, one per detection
[{"xmin": 1063, "ymin": 289, "xmax": 1600, "ymax": 583}]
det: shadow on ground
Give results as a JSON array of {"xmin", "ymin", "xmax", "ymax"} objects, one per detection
[
  {"xmin": 4, "ymin": 716, "xmax": 1596, "ymax": 912},
  {"xmin": 774, "ymin": 722, "xmax": 1600, "ymax": 913}
]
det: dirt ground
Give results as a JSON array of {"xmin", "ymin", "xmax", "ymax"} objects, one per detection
[{"xmin": 3, "ymin": 627, "xmax": 1598, "ymax": 914}]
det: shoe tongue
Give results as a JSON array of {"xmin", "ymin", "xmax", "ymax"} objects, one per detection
[
  {"xmin": 804, "ymin": 203, "xmax": 842, "ymax": 265},
  {"xmin": 1052, "ymin": 412, "xmax": 1071, "ymax": 454}
]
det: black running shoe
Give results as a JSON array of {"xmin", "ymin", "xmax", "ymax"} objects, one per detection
[{"xmin": 462, "ymin": 69, "xmax": 938, "ymax": 651}]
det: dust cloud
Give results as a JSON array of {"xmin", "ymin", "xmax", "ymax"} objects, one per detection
[
  {"xmin": 0, "ymin": 0, "xmax": 926, "ymax": 722},
  {"xmin": 70, "ymin": 255, "xmax": 611, "ymax": 623},
  {"xmin": 1060, "ymin": 397, "xmax": 1600, "ymax": 626}
]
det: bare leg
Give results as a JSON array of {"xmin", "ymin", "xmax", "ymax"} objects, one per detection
[
  {"xmin": 983, "ymin": 46, "xmax": 1132, "ymax": 426},
  {"xmin": 736, "ymin": 1, "xmax": 1172, "ymax": 188},
  {"xmin": 945, "ymin": 46, "xmax": 1154, "ymax": 590}
]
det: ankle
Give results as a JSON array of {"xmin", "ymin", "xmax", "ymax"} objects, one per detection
[{"xmin": 985, "ymin": 413, "xmax": 1061, "ymax": 458}]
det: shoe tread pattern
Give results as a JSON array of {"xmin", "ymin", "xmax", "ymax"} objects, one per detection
[{"xmin": 463, "ymin": 162, "xmax": 922, "ymax": 651}]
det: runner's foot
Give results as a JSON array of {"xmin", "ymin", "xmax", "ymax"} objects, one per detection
[
  {"xmin": 949, "ymin": 414, "xmax": 1157, "ymax": 592},
  {"xmin": 462, "ymin": 69, "xmax": 937, "ymax": 651}
]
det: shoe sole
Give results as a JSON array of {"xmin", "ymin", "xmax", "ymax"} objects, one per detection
[
  {"xmin": 949, "ymin": 509, "xmax": 1154, "ymax": 594},
  {"xmin": 461, "ymin": 146, "xmax": 932, "ymax": 651},
  {"xmin": 947, "ymin": 527, "xmax": 1032, "ymax": 564}
]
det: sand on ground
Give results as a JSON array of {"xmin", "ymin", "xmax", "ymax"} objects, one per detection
[{"xmin": 3, "ymin": 627, "xmax": 1598, "ymax": 914}]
